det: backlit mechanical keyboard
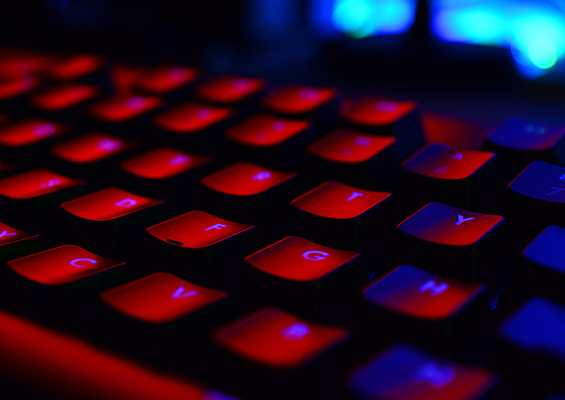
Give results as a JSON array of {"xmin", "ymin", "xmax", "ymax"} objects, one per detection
[{"xmin": 0, "ymin": 47, "xmax": 565, "ymax": 400}]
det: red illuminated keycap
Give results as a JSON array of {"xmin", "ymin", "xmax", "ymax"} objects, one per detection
[
  {"xmin": 308, "ymin": 128, "xmax": 396, "ymax": 163},
  {"xmin": 0, "ymin": 49, "xmax": 49, "ymax": 78},
  {"xmin": 47, "ymin": 54, "xmax": 103, "ymax": 81},
  {"xmin": 120, "ymin": 147, "xmax": 211, "ymax": 180},
  {"xmin": 306, "ymin": 128, "xmax": 399, "ymax": 189},
  {"xmin": 100, "ymin": 272, "xmax": 227, "ymax": 324},
  {"xmin": 400, "ymin": 143, "xmax": 498, "ymax": 210},
  {"xmin": 0, "ymin": 76, "xmax": 40, "ymax": 101},
  {"xmin": 0, "ymin": 221, "xmax": 39, "ymax": 262},
  {"xmin": 7, "ymin": 244, "xmax": 124, "ymax": 286},
  {"xmin": 246, "ymin": 236, "xmax": 359, "ymax": 282},
  {"xmin": 213, "ymin": 307, "xmax": 349, "ymax": 369},
  {"xmin": 0, "ymin": 118, "xmax": 67, "ymax": 148},
  {"xmin": 136, "ymin": 65, "xmax": 199, "ymax": 94},
  {"xmin": 0, "ymin": 169, "xmax": 83, "ymax": 200},
  {"xmin": 292, "ymin": 181, "xmax": 391, "ymax": 220},
  {"xmin": 30, "ymin": 84, "xmax": 100, "ymax": 111},
  {"xmin": 201, "ymin": 161, "xmax": 296, "ymax": 197},
  {"xmin": 349, "ymin": 344, "xmax": 497, "ymax": 400},
  {"xmin": 241, "ymin": 236, "xmax": 365, "ymax": 319},
  {"xmin": 111, "ymin": 63, "xmax": 145, "ymax": 93},
  {"xmin": 89, "ymin": 95, "xmax": 163, "ymax": 122},
  {"xmin": 145, "ymin": 210, "xmax": 256, "ymax": 283},
  {"xmin": 153, "ymin": 101, "xmax": 233, "ymax": 135},
  {"xmin": 147, "ymin": 210, "xmax": 254, "ymax": 249},
  {"xmin": 262, "ymin": 85, "xmax": 337, "ymax": 115},
  {"xmin": 396, "ymin": 202, "xmax": 505, "ymax": 280},
  {"xmin": 200, "ymin": 162, "xmax": 298, "ymax": 222},
  {"xmin": 340, "ymin": 96, "xmax": 424, "ymax": 158},
  {"xmin": 362, "ymin": 265, "xmax": 484, "ymax": 320},
  {"xmin": 61, "ymin": 187, "xmax": 162, "ymax": 222},
  {"xmin": 51, "ymin": 132, "xmax": 135, "ymax": 164},
  {"xmin": 226, "ymin": 114, "xmax": 310, "ymax": 147},
  {"xmin": 195, "ymin": 75, "xmax": 266, "ymax": 105},
  {"xmin": 290, "ymin": 181, "xmax": 393, "ymax": 251}
]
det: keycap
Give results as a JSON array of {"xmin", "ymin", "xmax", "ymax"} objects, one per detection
[
  {"xmin": 289, "ymin": 180, "xmax": 393, "ymax": 253},
  {"xmin": 0, "ymin": 76, "xmax": 40, "ymax": 103},
  {"xmin": 119, "ymin": 146, "xmax": 213, "ymax": 200},
  {"xmin": 240, "ymin": 236, "xmax": 365, "ymax": 320},
  {"xmin": 396, "ymin": 202, "xmax": 505, "ymax": 281},
  {"xmin": 5, "ymin": 245, "xmax": 126, "ymax": 321},
  {"xmin": 59, "ymin": 188, "xmax": 164, "ymax": 257},
  {"xmin": 498, "ymin": 298, "xmax": 565, "ymax": 395},
  {"xmin": 359, "ymin": 265, "xmax": 485, "ymax": 352},
  {"xmin": 134, "ymin": 65, "xmax": 199, "ymax": 95},
  {"xmin": 484, "ymin": 118, "xmax": 565, "ymax": 180},
  {"xmin": 0, "ymin": 168, "xmax": 85, "ymax": 230},
  {"xmin": 306, "ymin": 128, "xmax": 399, "ymax": 190},
  {"xmin": 50, "ymin": 132, "xmax": 136, "ymax": 184},
  {"xmin": 145, "ymin": 210, "xmax": 255, "ymax": 285},
  {"xmin": 0, "ymin": 118, "xmax": 69, "ymax": 163},
  {"xmin": 152, "ymin": 101, "xmax": 234, "ymax": 152},
  {"xmin": 200, "ymin": 161, "xmax": 298, "ymax": 224},
  {"xmin": 30, "ymin": 83, "xmax": 101, "ymax": 113},
  {"xmin": 224, "ymin": 113, "xmax": 314, "ymax": 167},
  {"xmin": 519, "ymin": 226, "xmax": 565, "ymax": 302},
  {"xmin": 506, "ymin": 161, "xmax": 565, "ymax": 234},
  {"xmin": 46, "ymin": 54, "xmax": 105, "ymax": 81},
  {"xmin": 261, "ymin": 85, "xmax": 339, "ymax": 132},
  {"xmin": 88, "ymin": 95, "xmax": 163, "ymax": 124},
  {"xmin": 99, "ymin": 272, "xmax": 228, "ymax": 363},
  {"xmin": 212, "ymin": 307, "xmax": 350, "ymax": 399},
  {"xmin": 0, "ymin": 49, "xmax": 48, "ymax": 78},
  {"xmin": 0, "ymin": 221, "xmax": 40, "ymax": 263},
  {"xmin": 348, "ymin": 344, "xmax": 497, "ymax": 400},
  {"xmin": 194, "ymin": 75, "xmax": 266, "ymax": 111},
  {"xmin": 339, "ymin": 96, "xmax": 425, "ymax": 159}
]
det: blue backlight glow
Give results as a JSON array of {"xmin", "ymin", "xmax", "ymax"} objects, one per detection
[
  {"xmin": 312, "ymin": 0, "xmax": 417, "ymax": 38},
  {"xmin": 431, "ymin": 1, "xmax": 565, "ymax": 75}
]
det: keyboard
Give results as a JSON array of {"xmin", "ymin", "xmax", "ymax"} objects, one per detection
[{"xmin": 0, "ymin": 47, "xmax": 564, "ymax": 400}]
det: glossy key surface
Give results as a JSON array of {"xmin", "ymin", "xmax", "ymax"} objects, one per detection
[
  {"xmin": 362, "ymin": 265, "xmax": 484, "ymax": 320},
  {"xmin": 153, "ymin": 102, "xmax": 232, "ymax": 134},
  {"xmin": 349, "ymin": 344, "xmax": 496, "ymax": 400},
  {"xmin": 7, "ymin": 244, "xmax": 124, "ymax": 285},
  {"xmin": 47, "ymin": 54, "xmax": 103, "ymax": 80},
  {"xmin": 31, "ymin": 84, "xmax": 100, "ymax": 111},
  {"xmin": 200, "ymin": 161, "xmax": 296, "ymax": 196},
  {"xmin": 147, "ymin": 210, "xmax": 254, "ymax": 248},
  {"xmin": 100, "ymin": 272, "xmax": 227, "ymax": 324},
  {"xmin": 340, "ymin": 96, "xmax": 418, "ymax": 127},
  {"xmin": 0, "ymin": 169, "xmax": 83, "ymax": 199},
  {"xmin": 262, "ymin": 85, "xmax": 338, "ymax": 115},
  {"xmin": 195, "ymin": 75, "xmax": 266, "ymax": 105},
  {"xmin": 0, "ymin": 221, "xmax": 38, "ymax": 247},
  {"xmin": 487, "ymin": 118, "xmax": 565, "ymax": 152},
  {"xmin": 89, "ymin": 95, "xmax": 163, "ymax": 122},
  {"xmin": 225, "ymin": 114, "xmax": 310, "ymax": 147},
  {"xmin": 403, "ymin": 143, "xmax": 495, "ymax": 180},
  {"xmin": 398, "ymin": 202, "xmax": 504, "ymax": 247},
  {"xmin": 213, "ymin": 307, "xmax": 349, "ymax": 368},
  {"xmin": 136, "ymin": 65, "xmax": 198, "ymax": 94},
  {"xmin": 0, "ymin": 76, "xmax": 40, "ymax": 101},
  {"xmin": 51, "ymin": 132, "xmax": 134, "ymax": 164},
  {"xmin": 508, "ymin": 161, "xmax": 565, "ymax": 203},
  {"xmin": 291, "ymin": 180, "xmax": 391, "ymax": 219},
  {"xmin": 120, "ymin": 146, "xmax": 211, "ymax": 180},
  {"xmin": 523, "ymin": 226, "xmax": 565, "ymax": 274},
  {"xmin": 308, "ymin": 128, "xmax": 397, "ymax": 163},
  {"xmin": 0, "ymin": 118, "xmax": 67, "ymax": 147},
  {"xmin": 60, "ymin": 187, "xmax": 162, "ymax": 222},
  {"xmin": 245, "ymin": 236, "xmax": 359, "ymax": 282}
]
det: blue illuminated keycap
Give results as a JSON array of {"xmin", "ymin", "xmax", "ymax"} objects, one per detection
[
  {"xmin": 348, "ymin": 344, "xmax": 496, "ymax": 400},
  {"xmin": 523, "ymin": 226, "xmax": 565, "ymax": 275},
  {"xmin": 485, "ymin": 118, "xmax": 565, "ymax": 177},
  {"xmin": 499, "ymin": 297, "xmax": 565, "ymax": 364}
]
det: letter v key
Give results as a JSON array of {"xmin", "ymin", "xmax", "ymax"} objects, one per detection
[{"xmin": 171, "ymin": 286, "xmax": 199, "ymax": 299}]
